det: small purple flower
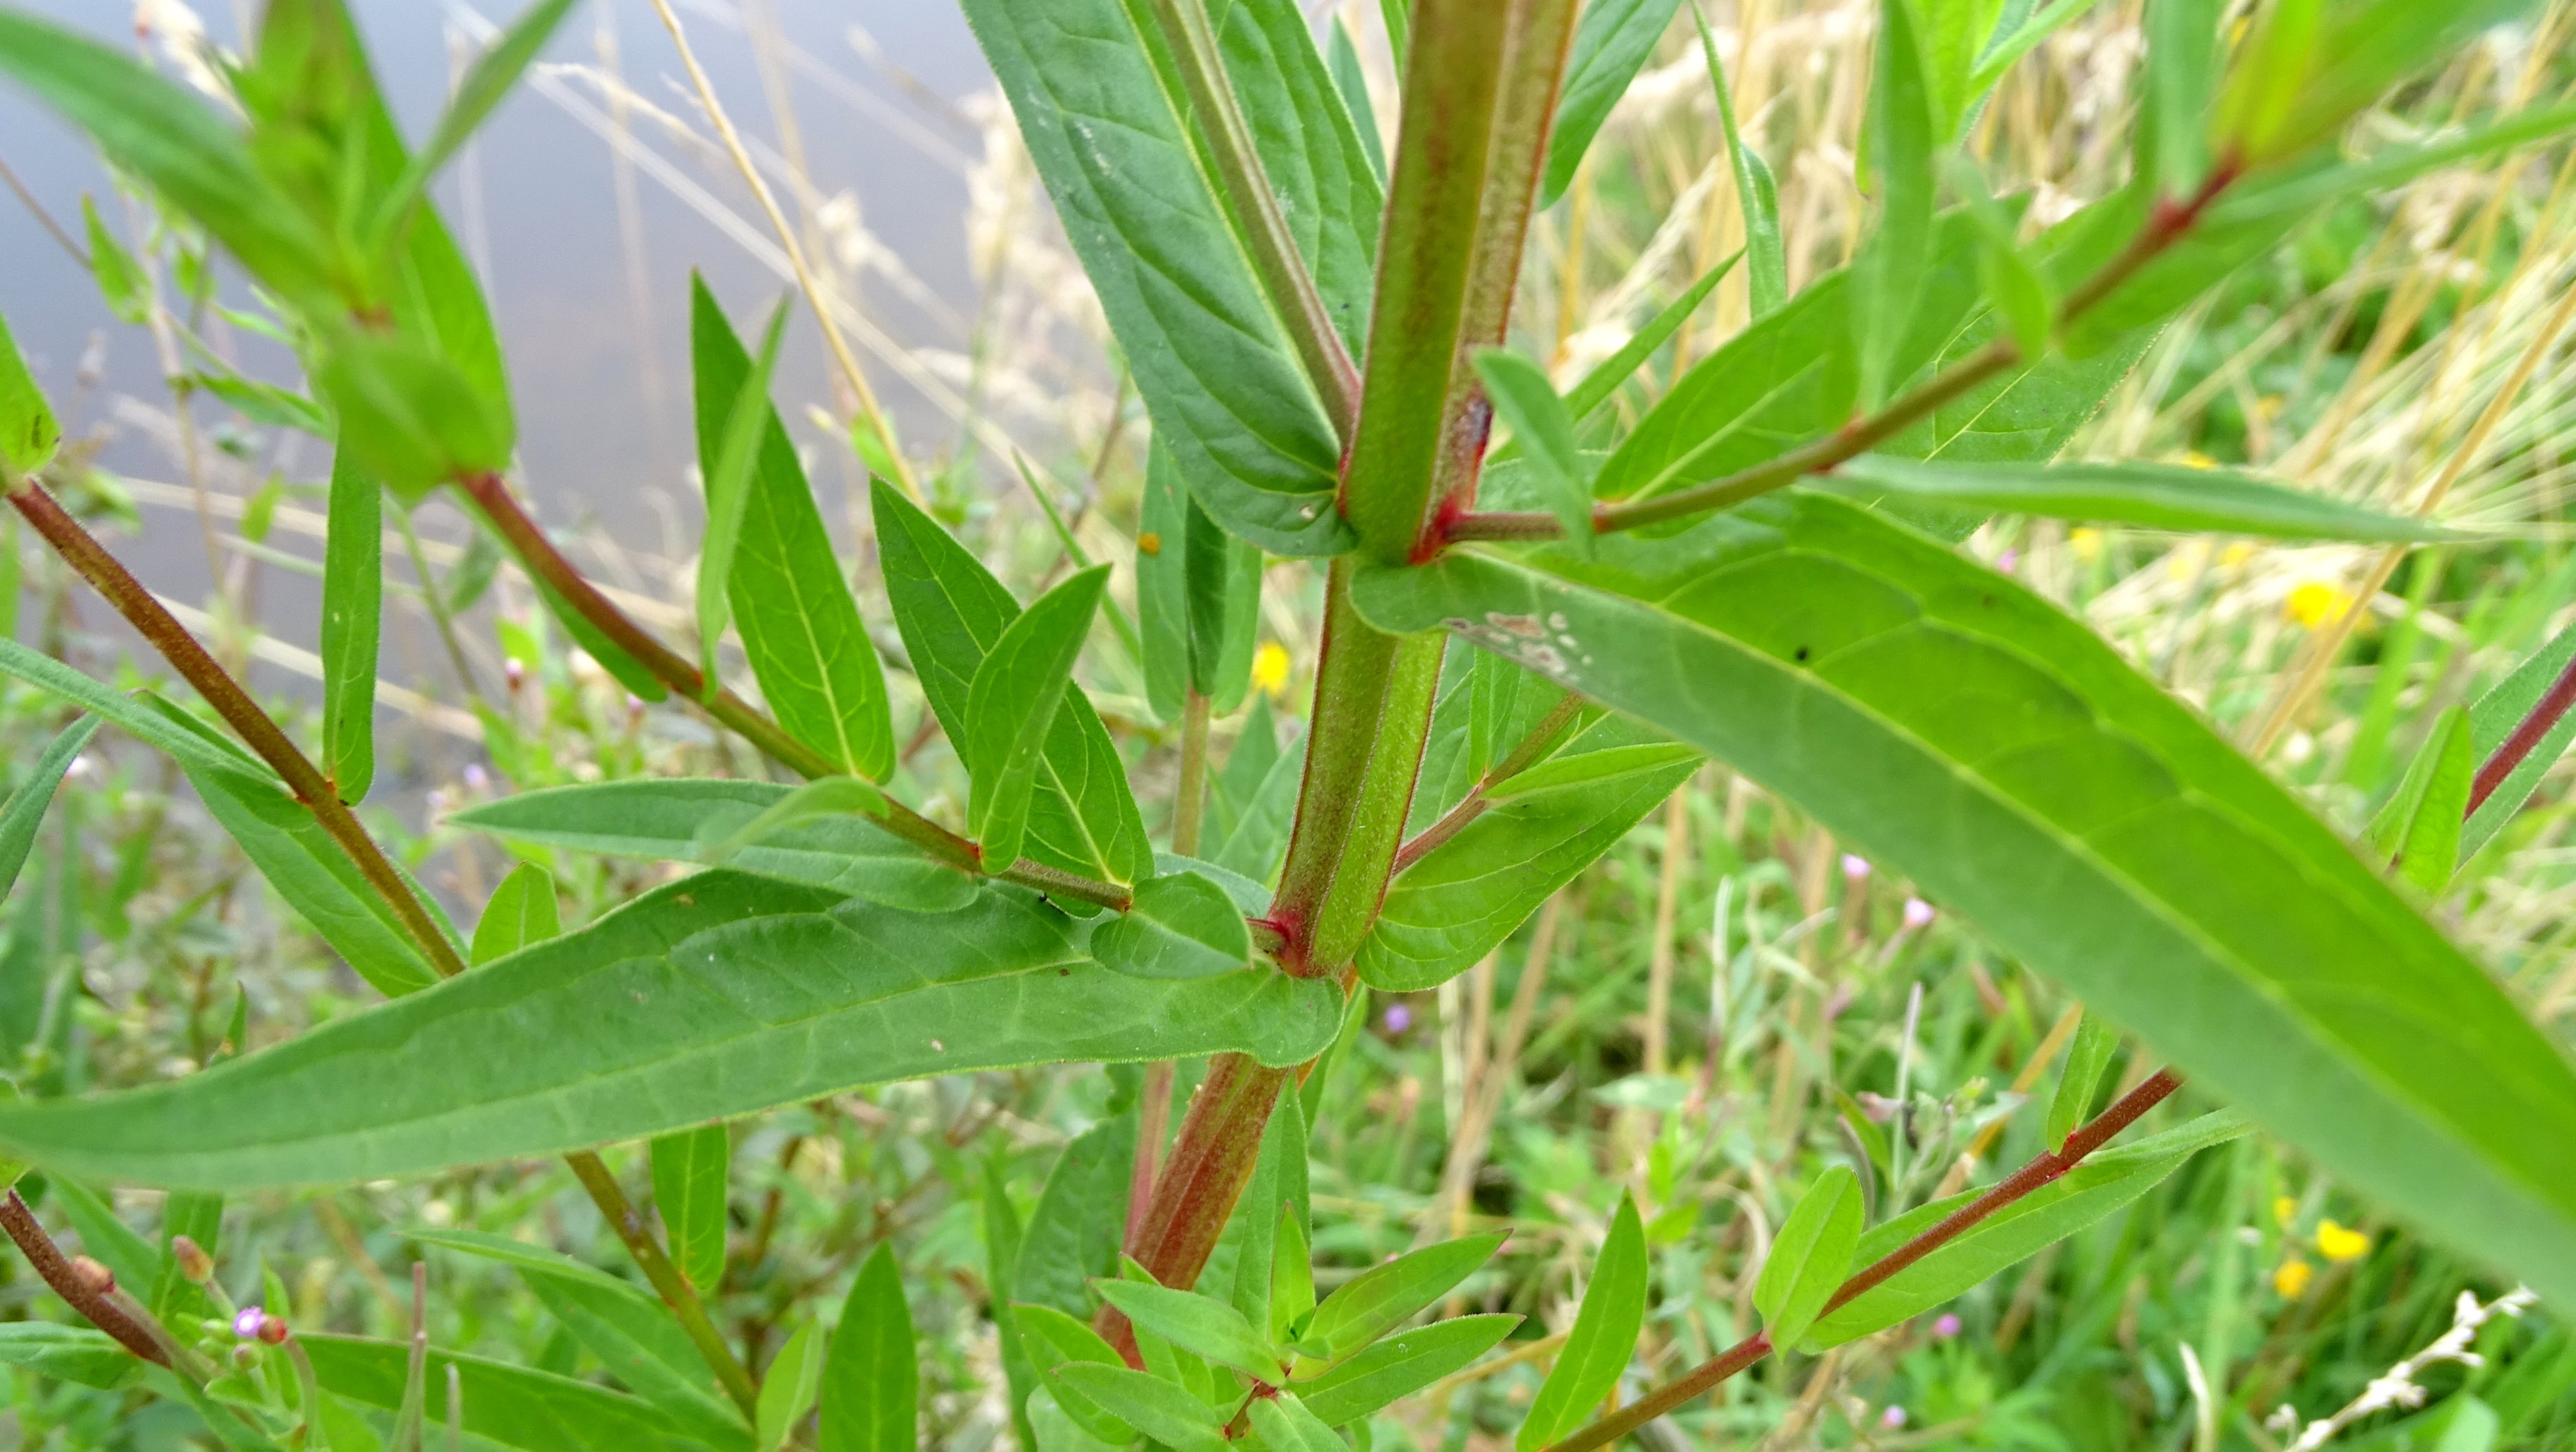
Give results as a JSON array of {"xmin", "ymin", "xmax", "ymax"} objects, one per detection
[
  {"xmin": 1856, "ymin": 1090, "xmax": 1896, "ymax": 1124},
  {"xmin": 504, "ymin": 657, "xmax": 527, "ymax": 689},
  {"xmin": 233, "ymin": 1307, "xmax": 266, "ymax": 1340},
  {"xmin": 1880, "ymin": 1405, "xmax": 1909, "ymax": 1430},
  {"xmin": 1997, "ymin": 547, "xmax": 2020, "ymax": 574},
  {"xmin": 1381, "ymin": 1004, "xmax": 1412, "ymax": 1035},
  {"xmin": 1902, "ymin": 897, "xmax": 1936, "ymax": 930},
  {"xmin": 1932, "ymin": 1311, "xmax": 1962, "ymax": 1339},
  {"xmin": 1841, "ymin": 853, "xmax": 1871, "ymax": 882},
  {"xmin": 463, "ymin": 763, "xmax": 489, "ymax": 792}
]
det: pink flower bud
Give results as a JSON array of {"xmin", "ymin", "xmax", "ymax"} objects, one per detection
[
  {"xmin": 1997, "ymin": 547, "xmax": 2019, "ymax": 574},
  {"xmin": 1932, "ymin": 1312, "xmax": 1962, "ymax": 1339},
  {"xmin": 232, "ymin": 1307, "xmax": 266, "ymax": 1340},
  {"xmin": 1880, "ymin": 1405, "xmax": 1908, "ymax": 1430},
  {"xmin": 1840, "ymin": 854, "xmax": 1871, "ymax": 882},
  {"xmin": 172, "ymin": 1234, "xmax": 213, "ymax": 1285},
  {"xmin": 1902, "ymin": 898, "xmax": 1935, "ymax": 930}
]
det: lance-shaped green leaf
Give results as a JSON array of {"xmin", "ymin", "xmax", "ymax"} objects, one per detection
[
  {"xmin": 1967, "ymin": 0, "xmax": 2110, "ymax": 98},
  {"xmin": 1139, "ymin": 441, "xmax": 1264, "ymax": 723},
  {"xmin": 1854, "ymin": 0, "xmax": 1937, "ymax": 411},
  {"xmin": 876, "ymin": 482, "xmax": 1151, "ymax": 887},
  {"xmin": 821, "ymin": 1245, "xmax": 913, "ymax": 1452},
  {"xmin": 1359, "ymin": 718, "xmax": 1697, "ymax": 992},
  {"xmin": 1542, "ymin": 0, "xmax": 1685, "ymax": 208},
  {"xmin": 1016, "ymin": 1115, "xmax": 1137, "ymax": 1321},
  {"xmin": 2366, "ymin": 707, "xmax": 2473, "ymax": 897},
  {"xmin": 1207, "ymin": 0, "xmax": 1383, "ymax": 353},
  {"xmin": 1326, "ymin": 16, "xmax": 1385, "ymax": 183},
  {"xmin": 455, "ymin": 780, "xmax": 973, "ymax": 911},
  {"xmin": 83, "ymin": 194, "xmax": 149, "ymax": 321},
  {"xmin": 471, "ymin": 862, "xmax": 560, "ymax": 967},
  {"xmin": 1691, "ymin": 3, "xmax": 1784, "ymax": 317},
  {"xmin": 0, "ymin": 307, "xmax": 57, "ymax": 484},
  {"xmin": 1946, "ymin": 155, "xmax": 2055, "ymax": 360},
  {"xmin": 2462, "ymin": 622, "xmax": 2576, "ymax": 859},
  {"xmin": 1092, "ymin": 1279, "xmax": 1277, "ymax": 1381},
  {"xmin": 2216, "ymin": 0, "xmax": 2538, "ymax": 167},
  {"xmin": 1830, "ymin": 456, "xmax": 2457, "ymax": 541},
  {"xmin": 150, "ymin": 705, "xmax": 449, "ymax": 999},
  {"xmin": 1013, "ymin": 1304, "xmax": 1133, "ymax": 1444},
  {"xmin": 756, "ymin": 1320, "xmax": 826, "ymax": 1452},
  {"xmin": 1050, "ymin": 1363, "xmax": 1227, "ymax": 1452},
  {"xmin": 1753, "ymin": 1165, "xmax": 1861, "ymax": 1350},
  {"xmin": 0, "ymin": 12, "xmax": 338, "ymax": 309},
  {"xmin": 694, "ymin": 291, "xmax": 791, "ymax": 694},
  {"xmin": 2140, "ymin": 0, "xmax": 2224, "ymax": 198},
  {"xmin": 1352, "ymin": 491, "xmax": 2576, "ymax": 1309},
  {"xmin": 960, "ymin": 0, "xmax": 1347, "ymax": 554},
  {"xmin": 412, "ymin": 1228, "xmax": 744, "ymax": 1436},
  {"xmin": 652, "ymin": 1124, "xmax": 731, "ymax": 1297},
  {"xmin": 1298, "ymin": 1232, "xmax": 1506, "ymax": 1367},
  {"xmin": 1294, "ymin": 1314, "xmax": 1517, "ymax": 1427},
  {"xmin": 367, "ymin": 0, "xmax": 582, "ymax": 251},
  {"xmin": 1479, "ymin": 350, "xmax": 1596, "ymax": 553},
  {"xmin": 1519, "ymin": 1194, "xmax": 1647, "ymax": 1451},
  {"xmin": 1249, "ymin": 1393, "xmax": 1347, "ymax": 1452},
  {"xmin": 691, "ymin": 280, "xmax": 893, "ymax": 778},
  {"xmin": 0, "ymin": 1323, "xmax": 141, "ymax": 1391},
  {"xmin": 967, "ymin": 566, "xmax": 1111, "ymax": 871},
  {"xmin": 1807, "ymin": 1112, "xmax": 2249, "ymax": 1347},
  {"xmin": 2043, "ymin": 1012, "xmax": 2121, "ymax": 1153},
  {"xmin": 319, "ymin": 451, "xmax": 381, "ymax": 802},
  {"xmin": 1270, "ymin": 1203, "xmax": 1315, "ymax": 1346},
  {"xmin": 1091, "ymin": 868, "xmax": 1252, "ymax": 980},
  {"xmin": 306, "ymin": 1336, "xmax": 741, "ymax": 1452},
  {"xmin": 0, "ymin": 716, "xmax": 98, "ymax": 905},
  {"xmin": 0, "ymin": 870, "xmax": 1342, "ymax": 1188},
  {"xmin": 1919, "ymin": 0, "xmax": 2004, "ymax": 138}
]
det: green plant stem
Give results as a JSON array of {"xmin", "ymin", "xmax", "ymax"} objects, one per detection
[
  {"xmin": 1443, "ymin": 165, "xmax": 2244, "ymax": 544},
  {"xmin": 1142, "ymin": 0, "xmax": 1360, "ymax": 439},
  {"xmin": 1336, "ymin": 0, "xmax": 1511, "ymax": 564},
  {"xmin": 396, "ymin": 510, "xmax": 484, "ymax": 702},
  {"xmin": 453, "ymin": 470, "xmax": 1132, "ymax": 912},
  {"xmin": 1541, "ymin": 1068, "xmax": 2185, "ymax": 1451},
  {"xmin": 6, "ymin": 480, "xmax": 469, "ymax": 982},
  {"xmin": 0, "ymin": 1189, "xmax": 167, "ymax": 1364},
  {"xmin": 8, "ymin": 478, "xmax": 763, "ymax": 1417},
  {"xmin": 564, "ymin": 1148, "xmax": 759, "ymax": 1418},
  {"xmin": 1390, "ymin": 689, "xmax": 1587, "ymax": 874}
]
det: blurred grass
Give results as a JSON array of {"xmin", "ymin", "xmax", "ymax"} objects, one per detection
[{"xmin": 6, "ymin": 0, "xmax": 2576, "ymax": 1446}]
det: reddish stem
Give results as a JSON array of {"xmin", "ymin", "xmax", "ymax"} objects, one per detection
[
  {"xmin": 0, "ymin": 1190, "xmax": 167, "ymax": 1365},
  {"xmin": 2468, "ymin": 650, "xmax": 2576, "ymax": 816},
  {"xmin": 1540, "ymin": 1069, "xmax": 2183, "ymax": 1451}
]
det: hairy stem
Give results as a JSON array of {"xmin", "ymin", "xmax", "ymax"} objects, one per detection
[
  {"xmin": 1542, "ymin": 1069, "xmax": 2185, "ymax": 1451},
  {"xmin": 2470, "ymin": 650, "xmax": 2576, "ymax": 814},
  {"xmin": 1128, "ymin": 689, "xmax": 1213, "ymax": 1244},
  {"xmin": 1143, "ymin": 0, "xmax": 1361, "ymax": 439},
  {"xmin": 0, "ymin": 1189, "xmax": 167, "ymax": 1364},
  {"xmin": 566, "ymin": 1149, "xmax": 759, "ymax": 1417},
  {"xmin": 454, "ymin": 472, "xmax": 1132, "ymax": 912},
  {"xmin": 8, "ymin": 481, "xmax": 468, "ymax": 981},
  {"xmin": 1103, "ymin": 1056, "xmax": 1291, "ymax": 1361}
]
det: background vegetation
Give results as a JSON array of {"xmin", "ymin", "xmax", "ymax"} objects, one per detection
[{"xmin": 6, "ymin": 0, "xmax": 2576, "ymax": 1446}]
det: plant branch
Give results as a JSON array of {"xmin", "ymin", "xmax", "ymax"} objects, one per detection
[
  {"xmin": 1443, "ymin": 167, "xmax": 2244, "ymax": 546},
  {"xmin": 453, "ymin": 472, "xmax": 1133, "ymax": 912},
  {"xmin": 1143, "ymin": 0, "xmax": 1360, "ymax": 441},
  {"xmin": 8, "ymin": 477, "xmax": 765, "ymax": 1412},
  {"xmin": 7, "ymin": 480, "xmax": 469, "ymax": 982},
  {"xmin": 1390, "ymin": 689, "xmax": 1586, "ymax": 874},
  {"xmin": 565, "ymin": 1149, "xmax": 758, "ymax": 1418},
  {"xmin": 1540, "ymin": 1068, "xmax": 2184, "ymax": 1451},
  {"xmin": 0, "ymin": 1189, "xmax": 167, "ymax": 1364},
  {"xmin": 2470, "ymin": 650, "xmax": 2576, "ymax": 814}
]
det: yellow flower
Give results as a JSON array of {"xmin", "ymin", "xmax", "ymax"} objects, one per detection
[
  {"xmin": 2069, "ymin": 528, "xmax": 2104, "ymax": 562},
  {"xmin": 2274, "ymin": 1258, "xmax": 2314, "ymax": 1297},
  {"xmin": 2165, "ymin": 540, "xmax": 2210, "ymax": 581},
  {"xmin": 2222, "ymin": 542, "xmax": 2255, "ymax": 567},
  {"xmin": 2273, "ymin": 1196, "xmax": 2297, "ymax": 1228},
  {"xmin": 2286, "ymin": 581, "xmax": 2353, "ymax": 629},
  {"xmin": 2183, "ymin": 451, "xmax": 2219, "ymax": 470},
  {"xmin": 1251, "ymin": 641, "xmax": 1292, "ymax": 697},
  {"xmin": 2315, "ymin": 1219, "xmax": 2370, "ymax": 1263}
]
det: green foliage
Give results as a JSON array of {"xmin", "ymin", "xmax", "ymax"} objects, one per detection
[
  {"xmin": 1138, "ymin": 441, "xmax": 1263, "ymax": 723},
  {"xmin": 1090, "ymin": 869, "xmax": 1253, "ymax": 980},
  {"xmin": 1518, "ymin": 1194, "xmax": 1646, "ymax": 1450},
  {"xmin": 1543, "ymin": 0, "xmax": 1686, "ymax": 208},
  {"xmin": 1830, "ymin": 454, "xmax": 2457, "ymax": 540},
  {"xmin": 1752, "ymin": 1164, "xmax": 1861, "ymax": 1350},
  {"xmin": 650, "ymin": 1124, "xmax": 731, "ymax": 1298},
  {"xmin": 820, "ymin": 1245, "xmax": 913, "ymax": 1452},
  {"xmin": 318, "ymin": 451, "xmax": 380, "ymax": 802},
  {"xmin": 0, "ymin": 306, "xmax": 58, "ymax": 482},
  {"xmin": 1476, "ymin": 350, "xmax": 1596, "ymax": 552},
  {"xmin": 965, "ymin": 566, "xmax": 1111, "ymax": 871},
  {"xmin": 0, "ymin": 717, "xmax": 97, "ymax": 905}
]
